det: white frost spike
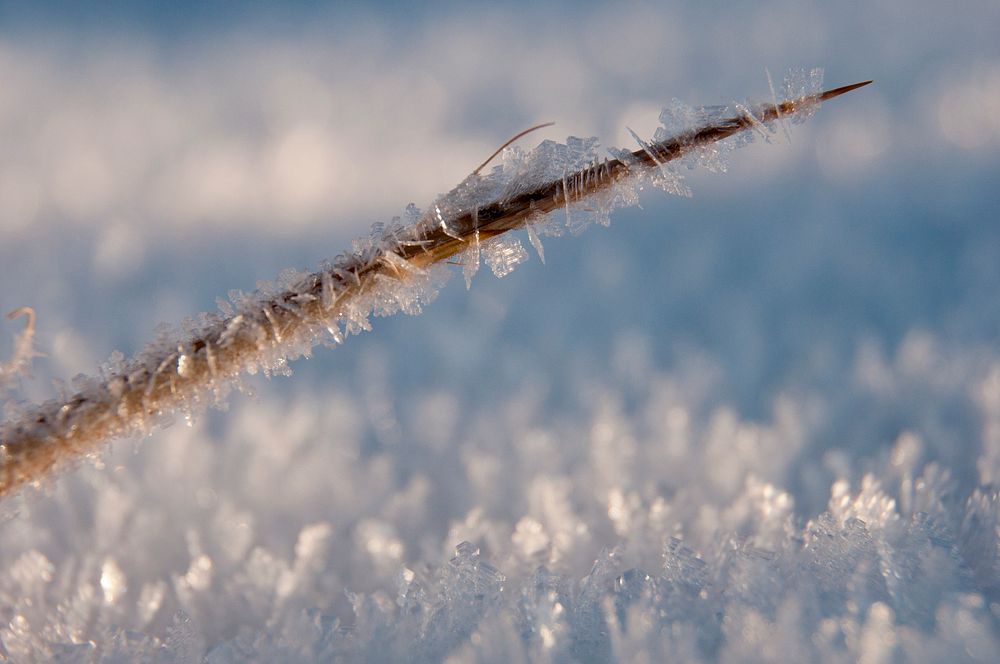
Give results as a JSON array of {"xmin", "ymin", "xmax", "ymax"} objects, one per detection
[
  {"xmin": 561, "ymin": 171, "xmax": 572, "ymax": 227},
  {"xmin": 483, "ymin": 235, "xmax": 528, "ymax": 278},
  {"xmin": 436, "ymin": 204, "xmax": 462, "ymax": 240},
  {"xmin": 462, "ymin": 230, "xmax": 481, "ymax": 289},
  {"xmin": 733, "ymin": 101, "xmax": 773, "ymax": 142},
  {"xmin": 325, "ymin": 323, "xmax": 344, "ymax": 344},
  {"xmin": 526, "ymin": 220, "xmax": 546, "ymax": 264}
]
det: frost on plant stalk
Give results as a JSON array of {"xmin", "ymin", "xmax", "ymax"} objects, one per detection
[{"xmin": 0, "ymin": 69, "xmax": 870, "ymax": 498}]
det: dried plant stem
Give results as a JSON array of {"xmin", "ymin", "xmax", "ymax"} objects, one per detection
[{"xmin": 0, "ymin": 81, "xmax": 871, "ymax": 498}]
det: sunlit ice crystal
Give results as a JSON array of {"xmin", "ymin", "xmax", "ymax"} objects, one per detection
[
  {"xmin": 482, "ymin": 235, "xmax": 529, "ymax": 278},
  {"xmin": 460, "ymin": 229, "xmax": 481, "ymax": 289}
]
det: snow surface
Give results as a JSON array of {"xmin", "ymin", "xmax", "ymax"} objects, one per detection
[
  {"xmin": 4, "ymin": 326, "xmax": 1000, "ymax": 661},
  {"xmin": 2, "ymin": 2, "xmax": 1000, "ymax": 662}
]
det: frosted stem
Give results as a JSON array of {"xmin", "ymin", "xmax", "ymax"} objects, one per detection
[{"xmin": 0, "ymin": 79, "xmax": 871, "ymax": 498}]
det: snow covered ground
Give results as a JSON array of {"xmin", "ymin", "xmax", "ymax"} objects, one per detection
[{"xmin": 1, "ymin": 2, "xmax": 999, "ymax": 661}]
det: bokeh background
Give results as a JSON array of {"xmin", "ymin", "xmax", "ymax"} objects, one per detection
[{"xmin": 1, "ymin": 1, "xmax": 999, "ymax": 661}]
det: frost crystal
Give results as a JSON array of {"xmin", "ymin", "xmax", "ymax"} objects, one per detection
[
  {"xmin": 483, "ymin": 235, "xmax": 529, "ymax": 278},
  {"xmin": 525, "ymin": 220, "xmax": 546, "ymax": 264},
  {"xmin": 461, "ymin": 229, "xmax": 481, "ymax": 289},
  {"xmin": 782, "ymin": 67, "xmax": 825, "ymax": 123}
]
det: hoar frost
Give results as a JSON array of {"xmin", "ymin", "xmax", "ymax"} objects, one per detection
[{"xmin": 8, "ymin": 345, "xmax": 992, "ymax": 662}]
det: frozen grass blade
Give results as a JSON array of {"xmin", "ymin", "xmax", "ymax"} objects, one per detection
[{"xmin": 0, "ymin": 77, "xmax": 871, "ymax": 499}]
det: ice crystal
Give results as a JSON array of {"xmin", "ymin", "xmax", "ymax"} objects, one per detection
[
  {"xmin": 483, "ymin": 235, "xmax": 529, "ymax": 278},
  {"xmin": 461, "ymin": 229, "xmax": 481, "ymax": 289}
]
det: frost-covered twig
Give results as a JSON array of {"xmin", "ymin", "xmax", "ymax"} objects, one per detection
[{"xmin": 0, "ymin": 74, "xmax": 870, "ymax": 498}]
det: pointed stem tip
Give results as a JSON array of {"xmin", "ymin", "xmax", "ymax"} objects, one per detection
[{"xmin": 820, "ymin": 80, "xmax": 874, "ymax": 102}]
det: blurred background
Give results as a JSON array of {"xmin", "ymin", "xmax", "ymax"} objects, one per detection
[{"xmin": 1, "ymin": 0, "xmax": 999, "ymax": 660}]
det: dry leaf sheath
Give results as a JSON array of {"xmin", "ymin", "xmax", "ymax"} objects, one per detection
[{"xmin": 0, "ymin": 79, "xmax": 871, "ymax": 498}]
